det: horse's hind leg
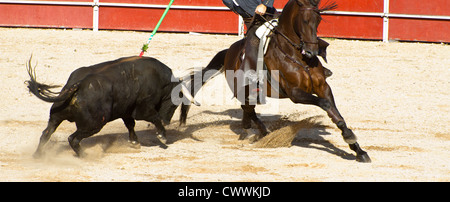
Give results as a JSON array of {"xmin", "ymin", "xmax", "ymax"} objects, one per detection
[
  {"xmin": 33, "ymin": 116, "xmax": 63, "ymax": 158},
  {"xmin": 241, "ymin": 104, "xmax": 268, "ymax": 143},
  {"xmin": 315, "ymin": 84, "xmax": 371, "ymax": 163}
]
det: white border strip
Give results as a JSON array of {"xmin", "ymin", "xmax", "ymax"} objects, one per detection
[
  {"xmin": 322, "ymin": 10, "xmax": 450, "ymax": 21},
  {"xmin": 2, "ymin": 1, "xmax": 448, "ymax": 19},
  {"xmin": 0, "ymin": 1, "xmax": 229, "ymax": 10},
  {"xmin": 2, "ymin": 0, "xmax": 449, "ymax": 19},
  {"xmin": 99, "ymin": 2, "xmax": 229, "ymax": 11},
  {"xmin": 0, "ymin": 0, "xmax": 94, "ymax": 6},
  {"xmin": 386, "ymin": 13, "xmax": 450, "ymax": 20}
]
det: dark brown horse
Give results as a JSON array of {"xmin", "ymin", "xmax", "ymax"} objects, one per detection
[{"xmin": 181, "ymin": 0, "xmax": 371, "ymax": 162}]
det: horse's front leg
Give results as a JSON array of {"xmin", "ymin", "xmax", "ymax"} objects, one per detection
[
  {"xmin": 290, "ymin": 86, "xmax": 371, "ymax": 163},
  {"xmin": 315, "ymin": 83, "xmax": 371, "ymax": 163}
]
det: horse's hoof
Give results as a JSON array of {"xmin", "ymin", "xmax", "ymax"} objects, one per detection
[
  {"xmin": 238, "ymin": 133, "xmax": 247, "ymax": 140},
  {"xmin": 157, "ymin": 134, "xmax": 167, "ymax": 145},
  {"xmin": 356, "ymin": 152, "xmax": 371, "ymax": 163},
  {"xmin": 245, "ymin": 128, "xmax": 258, "ymax": 143},
  {"xmin": 248, "ymin": 134, "xmax": 259, "ymax": 144}
]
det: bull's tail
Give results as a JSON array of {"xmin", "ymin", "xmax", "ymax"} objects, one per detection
[
  {"xmin": 180, "ymin": 49, "xmax": 228, "ymax": 125},
  {"xmin": 25, "ymin": 56, "xmax": 79, "ymax": 103}
]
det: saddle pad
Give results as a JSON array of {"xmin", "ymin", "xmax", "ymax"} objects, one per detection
[{"xmin": 255, "ymin": 19, "xmax": 278, "ymax": 55}]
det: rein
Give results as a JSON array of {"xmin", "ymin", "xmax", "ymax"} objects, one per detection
[
  {"xmin": 272, "ymin": 32, "xmax": 316, "ymax": 94},
  {"xmin": 271, "ymin": 34, "xmax": 310, "ymax": 71},
  {"xmin": 259, "ymin": 12, "xmax": 317, "ymax": 93},
  {"xmin": 253, "ymin": 1, "xmax": 322, "ymax": 94},
  {"xmin": 258, "ymin": 12, "xmax": 314, "ymax": 72}
]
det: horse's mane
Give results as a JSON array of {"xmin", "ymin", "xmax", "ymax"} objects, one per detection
[
  {"xmin": 309, "ymin": 0, "xmax": 320, "ymax": 7},
  {"xmin": 315, "ymin": 0, "xmax": 338, "ymax": 12},
  {"xmin": 304, "ymin": 0, "xmax": 337, "ymax": 12}
]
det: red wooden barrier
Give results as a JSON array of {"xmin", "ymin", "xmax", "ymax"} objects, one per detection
[
  {"xmin": 320, "ymin": 15, "xmax": 383, "ymax": 40},
  {"xmin": 98, "ymin": 6, "xmax": 238, "ymax": 33},
  {"xmin": 0, "ymin": 0, "xmax": 448, "ymax": 42},
  {"xmin": 318, "ymin": 0, "xmax": 384, "ymax": 40},
  {"xmin": 389, "ymin": 0, "xmax": 450, "ymax": 42},
  {"xmin": 0, "ymin": 1, "xmax": 92, "ymax": 29}
]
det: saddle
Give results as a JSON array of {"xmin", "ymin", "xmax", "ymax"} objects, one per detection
[{"xmin": 237, "ymin": 16, "xmax": 333, "ymax": 104}]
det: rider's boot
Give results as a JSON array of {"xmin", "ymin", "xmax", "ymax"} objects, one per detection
[{"xmin": 237, "ymin": 15, "xmax": 266, "ymax": 104}]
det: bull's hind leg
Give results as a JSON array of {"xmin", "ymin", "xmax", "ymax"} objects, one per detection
[
  {"xmin": 315, "ymin": 84, "xmax": 371, "ymax": 163},
  {"xmin": 241, "ymin": 104, "xmax": 269, "ymax": 143},
  {"xmin": 33, "ymin": 116, "xmax": 63, "ymax": 158},
  {"xmin": 68, "ymin": 131, "xmax": 85, "ymax": 157},
  {"xmin": 152, "ymin": 119, "xmax": 167, "ymax": 145},
  {"xmin": 68, "ymin": 127, "xmax": 102, "ymax": 157},
  {"xmin": 122, "ymin": 118, "xmax": 140, "ymax": 149}
]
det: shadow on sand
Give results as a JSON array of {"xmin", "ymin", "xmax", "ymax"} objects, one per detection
[{"xmin": 44, "ymin": 108, "xmax": 355, "ymax": 160}]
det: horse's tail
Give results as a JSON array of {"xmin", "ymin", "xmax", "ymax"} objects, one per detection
[
  {"xmin": 179, "ymin": 49, "xmax": 228, "ymax": 125},
  {"xmin": 25, "ymin": 56, "xmax": 79, "ymax": 103}
]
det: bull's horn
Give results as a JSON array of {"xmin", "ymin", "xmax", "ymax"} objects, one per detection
[{"xmin": 181, "ymin": 83, "xmax": 200, "ymax": 106}]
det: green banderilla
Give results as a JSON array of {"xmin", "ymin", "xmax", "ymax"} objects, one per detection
[{"xmin": 140, "ymin": 0, "xmax": 175, "ymax": 57}]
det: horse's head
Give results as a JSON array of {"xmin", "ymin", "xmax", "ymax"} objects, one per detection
[{"xmin": 292, "ymin": 0, "xmax": 336, "ymax": 58}]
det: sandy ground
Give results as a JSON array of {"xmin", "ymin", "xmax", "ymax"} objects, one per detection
[{"xmin": 0, "ymin": 28, "xmax": 448, "ymax": 181}]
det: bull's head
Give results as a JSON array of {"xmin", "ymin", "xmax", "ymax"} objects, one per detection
[
  {"xmin": 170, "ymin": 77, "xmax": 200, "ymax": 107},
  {"xmin": 181, "ymin": 83, "xmax": 200, "ymax": 106}
]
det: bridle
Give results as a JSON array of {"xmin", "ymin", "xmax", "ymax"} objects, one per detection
[
  {"xmin": 259, "ymin": 4, "xmax": 320, "ymax": 53},
  {"xmin": 295, "ymin": 7, "xmax": 320, "ymax": 46}
]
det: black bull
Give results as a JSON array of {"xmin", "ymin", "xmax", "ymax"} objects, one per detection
[{"xmin": 26, "ymin": 56, "xmax": 197, "ymax": 158}]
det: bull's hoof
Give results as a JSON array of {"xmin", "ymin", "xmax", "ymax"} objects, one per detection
[
  {"xmin": 74, "ymin": 151, "xmax": 87, "ymax": 158},
  {"xmin": 128, "ymin": 140, "xmax": 141, "ymax": 149},
  {"xmin": 356, "ymin": 152, "xmax": 371, "ymax": 163},
  {"xmin": 157, "ymin": 134, "xmax": 167, "ymax": 145},
  {"xmin": 33, "ymin": 151, "xmax": 43, "ymax": 159}
]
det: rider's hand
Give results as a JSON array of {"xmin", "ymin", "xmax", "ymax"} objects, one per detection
[{"xmin": 255, "ymin": 4, "xmax": 267, "ymax": 15}]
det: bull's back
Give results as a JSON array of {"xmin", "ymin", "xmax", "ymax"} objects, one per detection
[
  {"xmin": 95, "ymin": 57, "xmax": 176, "ymax": 119},
  {"xmin": 62, "ymin": 56, "xmax": 174, "ymax": 90},
  {"xmin": 99, "ymin": 57, "xmax": 175, "ymax": 97},
  {"xmin": 51, "ymin": 56, "xmax": 176, "ymax": 120}
]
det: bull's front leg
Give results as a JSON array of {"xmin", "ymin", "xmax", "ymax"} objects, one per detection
[
  {"xmin": 122, "ymin": 118, "xmax": 140, "ymax": 149},
  {"xmin": 135, "ymin": 103, "xmax": 167, "ymax": 145}
]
